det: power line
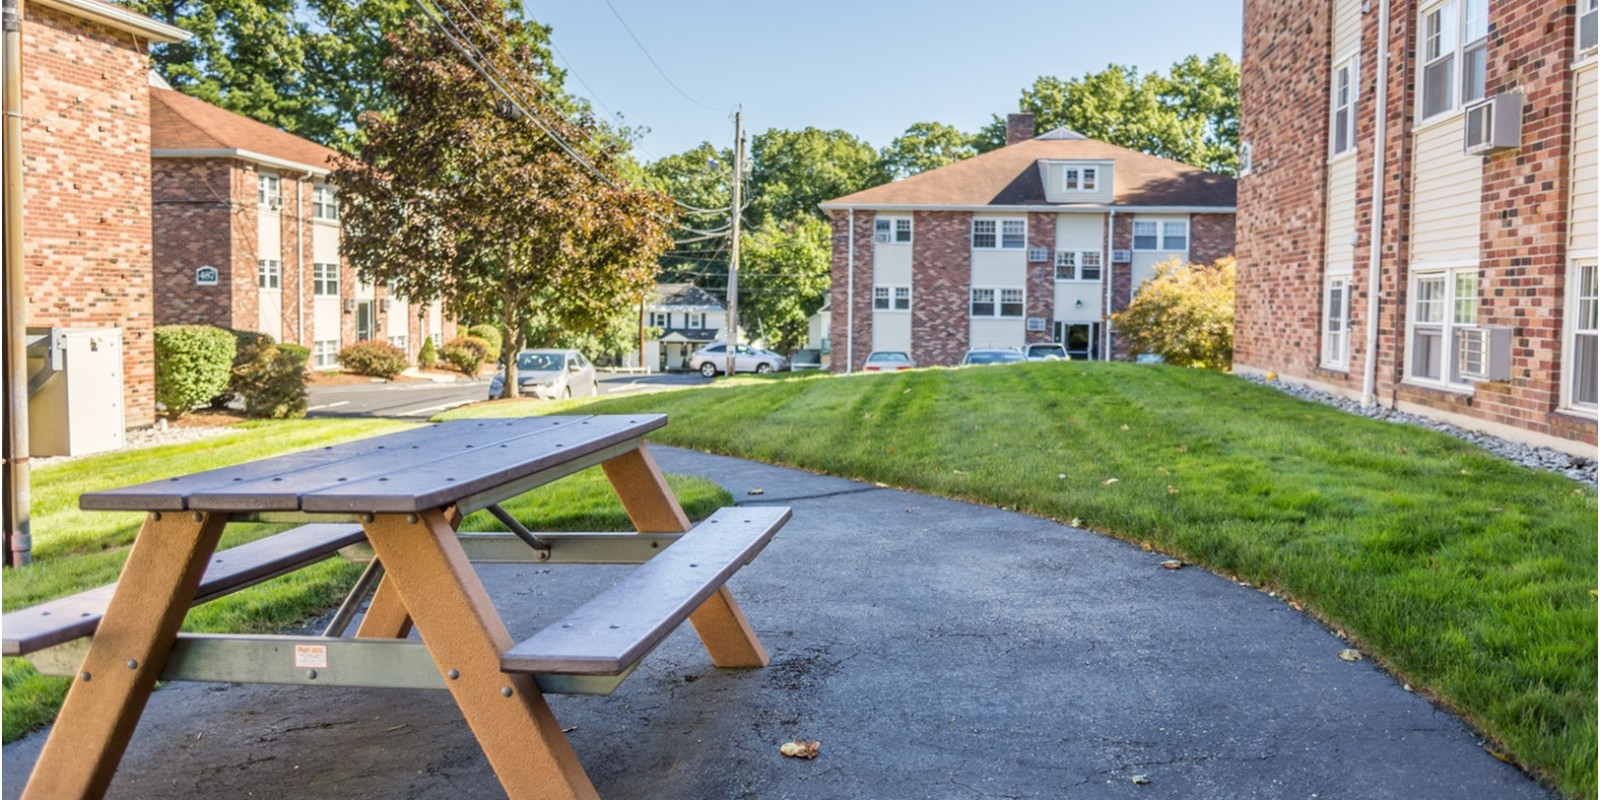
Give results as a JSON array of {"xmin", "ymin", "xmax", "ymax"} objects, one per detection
[{"xmin": 600, "ymin": 0, "xmax": 727, "ymax": 113}]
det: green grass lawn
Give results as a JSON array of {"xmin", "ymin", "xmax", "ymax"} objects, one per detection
[
  {"xmin": 443, "ymin": 362, "xmax": 1597, "ymax": 799},
  {"xmin": 2, "ymin": 418, "xmax": 731, "ymax": 743}
]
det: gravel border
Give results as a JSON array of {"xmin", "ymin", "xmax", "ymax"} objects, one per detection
[
  {"xmin": 31, "ymin": 423, "xmax": 236, "ymax": 469},
  {"xmin": 1241, "ymin": 374, "xmax": 1597, "ymax": 487}
]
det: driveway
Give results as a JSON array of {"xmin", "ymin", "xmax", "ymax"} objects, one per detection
[{"xmin": 0, "ymin": 447, "xmax": 1553, "ymax": 799}]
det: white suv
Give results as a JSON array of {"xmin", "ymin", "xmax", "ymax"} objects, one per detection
[{"xmin": 689, "ymin": 343, "xmax": 788, "ymax": 377}]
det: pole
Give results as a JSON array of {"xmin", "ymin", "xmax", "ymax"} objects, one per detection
[
  {"xmin": 637, "ymin": 297, "xmax": 646, "ymax": 372},
  {"xmin": 724, "ymin": 110, "xmax": 742, "ymax": 377},
  {"xmin": 2, "ymin": 0, "xmax": 30, "ymax": 567},
  {"xmin": 1360, "ymin": 0, "xmax": 1391, "ymax": 408}
]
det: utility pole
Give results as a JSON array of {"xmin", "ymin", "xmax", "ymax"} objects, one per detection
[
  {"xmin": 724, "ymin": 111, "xmax": 742, "ymax": 377},
  {"xmin": 2, "ymin": 0, "xmax": 30, "ymax": 567}
]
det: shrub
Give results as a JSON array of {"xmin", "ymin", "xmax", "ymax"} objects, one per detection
[
  {"xmin": 467, "ymin": 324, "xmax": 502, "ymax": 364},
  {"xmin": 1112, "ymin": 256, "xmax": 1236, "ymax": 369},
  {"xmin": 153, "ymin": 325, "xmax": 235, "ymax": 419},
  {"xmin": 210, "ymin": 329, "xmax": 274, "ymax": 409},
  {"xmin": 418, "ymin": 336, "xmax": 438, "ymax": 370},
  {"xmin": 338, "ymin": 340, "xmax": 409, "ymax": 379},
  {"xmin": 233, "ymin": 343, "xmax": 309, "ymax": 419},
  {"xmin": 440, "ymin": 336, "xmax": 489, "ymax": 375}
]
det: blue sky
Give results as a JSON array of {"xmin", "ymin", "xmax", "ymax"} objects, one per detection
[{"xmin": 518, "ymin": 1, "xmax": 1244, "ymax": 162}]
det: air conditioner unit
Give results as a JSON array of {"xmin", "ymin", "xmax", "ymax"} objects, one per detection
[
  {"xmin": 342, "ymin": 298, "xmax": 356, "ymax": 313},
  {"xmin": 1111, "ymin": 249, "xmax": 1132, "ymax": 263},
  {"xmin": 873, "ymin": 232, "xmax": 892, "ymax": 244},
  {"xmin": 267, "ymin": 197, "xmax": 282, "ymax": 211},
  {"xmin": 1026, "ymin": 247, "xmax": 1050, "ymax": 263},
  {"xmin": 378, "ymin": 298, "xmax": 391, "ymax": 313},
  {"xmin": 1455, "ymin": 325, "xmax": 1512, "ymax": 382},
  {"xmin": 1464, "ymin": 93, "xmax": 1522, "ymax": 155}
]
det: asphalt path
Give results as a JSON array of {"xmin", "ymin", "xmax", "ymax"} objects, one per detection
[
  {"xmin": 306, "ymin": 371, "xmax": 710, "ymax": 418},
  {"xmin": 0, "ymin": 447, "xmax": 1555, "ymax": 799}
]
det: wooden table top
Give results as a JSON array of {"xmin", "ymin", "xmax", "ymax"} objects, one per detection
[{"xmin": 80, "ymin": 415, "xmax": 668, "ymax": 515}]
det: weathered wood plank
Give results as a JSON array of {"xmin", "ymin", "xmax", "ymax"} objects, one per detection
[
  {"xmin": 2, "ymin": 524, "xmax": 365, "ymax": 657},
  {"xmin": 500, "ymin": 506, "xmax": 789, "ymax": 676}
]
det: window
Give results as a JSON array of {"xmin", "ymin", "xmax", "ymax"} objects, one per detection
[
  {"xmin": 971, "ymin": 288, "xmax": 1023, "ymax": 318},
  {"xmin": 875, "ymin": 286, "xmax": 910, "ymax": 311},
  {"xmin": 1331, "ymin": 56, "xmax": 1359, "ymax": 156},
  {"xmin": 895, "ymin": 286, "xmax": 911, "ymax": 310},
  {"xmin": 312, "ymin": 184, "xmax": 338, "ymax": 221},
  {"xmin": 972, "ymin": 220, "xmax": 996, "ymax": 249},
  {"xmin": 1567, "ymin": 262, "xmax": 1597, "ymax": 410},
  {"xmin": 1239, "ymin": 141, "xmax": 1253, "ymax": 176},
  {"xmin": 1063, "ymin": 166, "xmax": 1098, "ymax": 191},
  {"xmin": 1000, "ymin": 220, "xmax": 1026, "ymax": 249},
  {"xmin": 1055, "ymin": 251, "xmax": 1103, "ymax": 281},
  {"xmin": 257, "ymin": 259, "xmax": 281, "ymax": 290},
  {"xmin": 1323, "ymin": 277, "xmax": 1352, "ymax": 368},
  {"xmin": 875, "ymin": 217, "xmax": 912, "ymax": 243},
  {"xmin": 388, "ymin": 335, "xmax": 408, "ymax": 354},
  {"xmin": 1133, "ymin": 221, "xmax": 1159, "ymax": 250},
  {"xmin": 970, "ymin": 288, "xmax": 995, "ymax": 316},
  {"xmin": 999, "ymin": 288, "xmax": 1024, "ymax": 317},
  {"xmin": 1582, "ymin": 0, "xmax": 1598, "ymax": 52},
  {"xmin": 313, "ymin": 263, "xmax": 339, "ymax": 296},
  {"xmin": 687, "ymin": 312, "xmax": 705, "ymax": 328},
  {"xmin": 258, "ymin": 173, "xmax": 280, "ymax": 208},
  {"xmin": 1407, "ymin": 268, "xmax": 1477, "ymax": 386},
  {"xmin": 1162, "ymin": 221, "xmax": 1188, "ymax": 252},
  {"xmin": 649, "ymin": 312, "xmax": 670, "ymax": 328},
  {"xmin": 313, "ymin": 339, "xmax": 339, "ymax": 369},
  {"xmin": 1418, "ymin": 0, "xmax": 1486, "ymax": 120}
]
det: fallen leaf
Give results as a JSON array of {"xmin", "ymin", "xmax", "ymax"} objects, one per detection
[
  {"xmin": 952, "ymin": 469, "xmax": 968, "ymax": 475},
  {"xmin": 1102, "ymin": 477, "xmax": 1120, "ymax": 486},
  {"xmin": 1140, "ymin": 542, "xmax": 1153, "ymax": 552},
  {"xmin": 1394, "ymin": 445, "xmax": 1408, "ymax": 454},
  {"xmin": 885, "ymin": 445, "xmax": 897, "ymax": 454},
  {"xmin": 1459, "ymin": 469, "xmax": 1471, "ymax": 476},
  {"xmin": 1487, "ymin": 506, "xmax": 1503, "ymax": 512},
  {"xmin": 1120, "ymin": 424, "xmax": 1130, "ymax": 431},
  {"xmin": 1484, "ymin": 746, "xmax": 1511, "ymax": 764},
  {"xmin": 1057, "ymin": 473, "xmax": 1067, "ymax": 480},
  {"xmin": 1160, "ymin": 559, "xmax": 1183, "ymax": 570},
  {"xmin": 1156, "ymin": 466, "xmax": 1170, "ymax": 475},
  {"xmin": 1166, "ymin": 485, "xmax": 1179, "ymax": 495},
  {"xmin": 780, "ymin": 740, "xmax": 820, "ymax": 760},
  {"xmin": 1338, "ymin": 648, "xmax": 1363, "ymax": 662},
  {"xmin": 1069, "ymin": 517, "xmax": 1084, "ymax": 527},
  {"xmin": 903, "ymin": 388, "xmax": 912, "ymax": 394},
  {"xmin": 1289, "ymin": 601, "xmax": 1304, "ymax": 612},
  {"xmin": 1131, "ymin": 774, "xmax": 1151, "ymax": 785},
  {"xmin": 1403, "ymin": 683, "xmax": 1413, "ymax": 692},
  {"xmin": 746, "ymin": 488, "xmax": 765, "ymax": 496}
]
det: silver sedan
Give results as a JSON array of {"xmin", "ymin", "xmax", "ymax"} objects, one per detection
[{"xmin": 488, "ymin": 349, "xmax": 599, "ymax": 399}]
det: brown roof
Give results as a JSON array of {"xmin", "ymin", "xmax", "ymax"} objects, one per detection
[
  {"xmin": 822, "ymin": 136, "xmax": 1235, "ymax": 209},
  {"xmin": 150, "ymin": 88, "xmax": 341, "ymax": 172}
]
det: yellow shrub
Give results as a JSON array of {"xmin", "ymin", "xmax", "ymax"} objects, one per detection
[{"xmin": 1112, "ymin": 256, "xmax": 1235, "ymax": 369}]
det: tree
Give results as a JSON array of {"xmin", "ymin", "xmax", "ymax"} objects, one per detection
[
  {"xmin": 333, "ymin": 0, "xmax": 674, "ymax": 398},
  {"xmin": 645, "ymin": 142, "xmax": 734, "ymax": 285},
  {"xmin": 748, "ymin": 127, "xmax": 888, "ymax": 226},
  {"xmin": 1111, "ymin": 256, "xmax": 1236, "ymax": 369},
  {"xmin": 297, "ymin": 0, "xmax": 416, "ymax": 153},
  {"xmin": 881, "ymin": 121, "xmax": 977, "ymax": 179},
  {"xmin": 975, "ymin": 55, "xmax": 1240, "ymax": 175},
  {"xmin": 738, "ymin": 217, "xmax": 831, "ymax": 352}
]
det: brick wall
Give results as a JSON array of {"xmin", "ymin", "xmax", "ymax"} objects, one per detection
[
  {"xmin": 910, "ymin": 211, "xmax": 972, "ymax": 367},
  {"xmin": 22, "ymin": 7, "xmax": 158, "ymax": 426},
  {"xmin": 153, "ymin": 159, "xmax": 237, "ymax": 329},
  {"xmin": 1190, "ymin": 213, "xmax": 1237, "ymax": 265},
  {"xmin": 1025, "ymin": 212, "xmax": 1055, "ymax": 343},
  {"xmin": 827, "ymin": 210, "xmax": 875, "ymax": 372}
]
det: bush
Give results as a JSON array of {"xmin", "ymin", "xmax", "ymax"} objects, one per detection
[
  {"xmin": 418, "ymin": 336, "xmax": 438, "ymax": 370},
  {"xmin": 233, "ymin": 343, "xmax": 309, "ymax": 419},
  {"xmin": 467, "ymin": 324, "xmax": 502, "ymax": 364},
  {"xmin": 154, "ymin": 325, "xmax": 236, "ymax": 419},
  {"xmin": 440, "ymin": 336, "xmax": 490, "ymax": 375},
  {"xmin": 1112, "ymin": 256, "xmax": 1236, "ymax": 369},
  {"xmin": 338, "ymin": 340, "xmax": 409, "ymax": 379},
  {"xmin": 210, "ymin": 329, "xmax": 274, "ymax": 409}
]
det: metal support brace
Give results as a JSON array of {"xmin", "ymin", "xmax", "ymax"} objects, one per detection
[
  {"xmin": 322, "ymin": 558, "xmax": 385, "ymax": 637},
  {"xmin": 485, "ymin": 503, "xmax": 550, "ymax": 559}
]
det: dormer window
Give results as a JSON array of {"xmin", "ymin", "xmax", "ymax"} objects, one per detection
[{"xmin": 1063, "ymin": 166, "xmax": 1099, "ymax": 192}]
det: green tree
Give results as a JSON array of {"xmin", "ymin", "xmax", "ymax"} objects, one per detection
[
  {"xmin": 1111, "ymin": 256, "xmax": 1236, "ymax": 369},
  {"xmin": 297, "ymin": 0, "xmax": 415, "ymax": 152},
  {"xmin": 645, "ymin": 142, "xmax": 734, "ymax": 285},
  {"xmin": 881, "ymin": 121, "xmax": 977, "ymax": 179},
  {"xmin": 748, "ymin": 127, "xmax": 888, "ymax": 226},
  {"xmin": 333, "ymin": 0, "xmax": 674, "ymax": 398},
  {"xmin": 738, "ymin": 217, "xmax": 831, "ymax": 352},
  {"xmin": 976, "ymin": 54, "xmax": 1240, "ymax": 174}
]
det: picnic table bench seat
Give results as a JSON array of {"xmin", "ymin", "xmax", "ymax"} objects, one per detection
[{"xmin": 2, "ymin": 523, "xmax": 366, "ymax": 658}]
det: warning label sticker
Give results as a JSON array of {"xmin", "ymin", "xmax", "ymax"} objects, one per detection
[{"xmin": 294, "ymin": 643, "xmax": 329, "ymax": 669}]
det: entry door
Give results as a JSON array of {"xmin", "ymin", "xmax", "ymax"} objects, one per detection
[
  {"xmin": 356, "ymin": 301, "xmax": 375, "ymax": 341},
  {"xmin": 1055, "ymin": 322, "xmax": 1101, "ymax": 361}
]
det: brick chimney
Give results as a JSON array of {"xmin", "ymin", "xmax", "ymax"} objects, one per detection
[{"xmin": 1005, "ymin": 113, "xmax": 1036, "ymax": 145}]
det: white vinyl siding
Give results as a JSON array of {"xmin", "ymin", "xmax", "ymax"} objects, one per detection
[
  {"xmin": 1572, "ymin": 63, "xmax": 1598, "ymax": 257},
  {"xmin": 1324, "ymin": 158, "xmax": 1359, "ymax": 274},
  {"xmin": 1410, "ymin": 120, "xmax": 1483, "ymax": 264}
]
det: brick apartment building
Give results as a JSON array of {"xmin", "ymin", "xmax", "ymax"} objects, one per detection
[
  {"xmin": 1236, "ymin": 0, "xmax": 1597, "ymax": 455},
  {"xmin": 819, "ymin": 115, "xmax": 1236, "ymax": 371},
  {"xmin": 20, "ymin": 0, "xmax": 188, "ymax": 427},
  {"xmin": 150, "ymin": 86, "xmax": 451, "ymax": 368}
]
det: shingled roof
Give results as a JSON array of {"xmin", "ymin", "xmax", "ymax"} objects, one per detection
[
  {"xmin": 652, "ymin": 283, "xmax": 725, "ymax": 310},
  {"xmin": 150, "ymin": 87, "xmax": 341, "ymax": 174},
  {"xmin": 820, "ymin": 134, "xmax": 1235, "ymax": 210}
]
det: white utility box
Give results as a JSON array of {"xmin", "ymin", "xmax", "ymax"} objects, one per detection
[{"xmin": 26, "ymin": 327, "xmax": 126, "ymax": 457}]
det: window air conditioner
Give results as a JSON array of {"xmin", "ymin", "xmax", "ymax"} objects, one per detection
[
  {"xmin": 267, "ymin": 197, "xmax": 282, "ymax": 211},
  {"xmin": 1455, "ymin": 325, "xmax": 1512, "ymax": 382},
  {"xmin": 1026, "ymin": 248, "xmax": 1050, "ymax": 263},
  {"xmin": 342, "ymin": 298, "xmax": 355, "ymax": 313},
  {"xmin": 378, "ymin": 298, "xmax": 391, "ymax": 313},
  {"xmin": 873, "ymin": 232, "xmax": 892, "ymax": 244},
  {"xmin": 1463, "ymin": 93, "xmax": 1522, "ymax": 155},
  {"xmin": 1111, "ymin": 249, "xmax": 1132, "ymax": 263}
]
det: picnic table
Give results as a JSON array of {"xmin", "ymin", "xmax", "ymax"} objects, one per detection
[{"xmin": 5, "ymin": 415, "xmax": 789, "ymax": 800}]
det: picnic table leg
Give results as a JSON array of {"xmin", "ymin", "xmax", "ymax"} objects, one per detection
[
  {"xmin": 355, "ymin": 508, "xmax": 455, "ymax": 640},
  {"xmin": 21, "ymin": 511, "xmax": 229, "ymax": 800},
  {"xmin": 361, "ymin": 509, "xmax": 598, "ymax": 800},
  {"xmin": 601, "ymin": 445, "xmax": 770, "ymax": 669}
]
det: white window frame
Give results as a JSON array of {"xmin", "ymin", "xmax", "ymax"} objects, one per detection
[
  {"xmin": 1132, "ymin": 220, "xmax": 1160, "ymax": 251},
  {"xmin": 1405, "ymin": 265, "xmax": 1478, "ymax": 390},
  {"xmin": 1161, "ymin": 221, "xmax": 1189, "ymax": 252},
  {"xmin": 1054, "ymin": 250, "xmax": 1103, "ymax": 282},
  {"xmin": 875, "ymin": 217, "xmax": 912, "ymax": 244},
  {"xmin": 971, "ymin": 287, "xmax": 1024, "ymax": 318},
  {"xmin": 313, "ymin": 262, "xmax": 339, "ymax": 297},
  {"xmin": 970, "ymin": 288, "xmax": 995, "ymax": 317},
  {"xmin": 1062, "ymin": 166, "xmax": 1099, "ymax": 192},
  {"xmin": 312, "ymin": 339, "xmax": 339, "ymax": 369},
  {"xmin": 1239, "ymin": 141, "xmax": 1253, "ymax": 177},
  {"xmin": 1000, "ymin": 219, "xmax": 1026, "ymax": 249},
  {"xmin": 257, "ymin": 258, "xmax": 281, "ymax": 291},
  {"xmin": 999, "ymin": 288, "xmax": 1025, "ymax": 317},
  {"xmin": 388, "ymin": 334, "xmax": 409, "ymax": 354},
  {"xmin": 649, "ymin": 312, "xmax": 671, "ymax": 328},
  {"xmin": 1580, "ymin": 0, "xmax": 1598, "ymax": 58},
  {"xmin": 1322, "ymin": 276, "xmax": 1352, "ymax": 369},
  {"xmin": 687, "ymin": 312, "xmax": 706, "ymax": 328},
  {"xmin": 1331, "ymin": 53, "xmax": 1360, "ymax": 158},
  {"xmin": 258, "ymin": 173, "xmax": 281, "ymax": 208},
  {"xmin": 874, "ymin": 285, "xmax": 911, "ymax": 312},
  {"xmin": 1417, "ymin": 0, "xmax": 1487, "ymax": 122},
  {"xmin": 971, "ymin": 219, "xmax": 997, "ymax": 249},
  {"xmin": 1563, "ymin": 260, "xmax": 1598, "ymax": 414},
  {"xmin": 312, "ymin": 184, "xmax": 338, "ymax": 221}
]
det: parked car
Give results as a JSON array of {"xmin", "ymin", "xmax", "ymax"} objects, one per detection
[
  {"xmin": 689, "ymin": 343, "xmax": 788, "ymax": 377},
  {"xmin": 789, "ymin": 349, "xmax": 824, "ymax": 370},
  {"xmin": 960, "ymin": 348, "xmax": 1026, "ymax": 366},
  {"xmin": 862, "ymin": 351, "xmax": 915, "ymax": 372},
  {"xmin": 1023, "ymin": 343, "xmax": 1070, "ymax": 361},
  {"xmin": 488, "ymin": 349, "xmax": 598, "ymax": 399}
]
